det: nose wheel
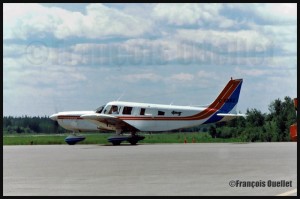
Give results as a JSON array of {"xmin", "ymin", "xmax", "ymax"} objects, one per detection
[{"xmin": 65, "ymin": 133, "xmax": 85, "ymax": 145}]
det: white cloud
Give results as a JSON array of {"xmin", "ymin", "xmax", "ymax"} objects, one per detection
[
  {"xmin": 197, "ymin": 70, "xmax": 217, "ymax": 78},
  {"xmin": 4, "ymin": 3, "xmax": 63, "ymax": 40},
  {"xmin": 170, "ymin": 73, "xmax": 194, "ymax": 81},
  {"xmin": 249, "ymin": 24, "xmax": 297, "ymax": 55},
  {"xmin": 234, "ymin": 67, "xmax": 268, "ymax": 77},
  {"xmin": 264, "ymin": 56, "xmax": 297, "ymax": 68},
  {"xmin": 3, "ymin": 3, "xmax": 152, "ymax": 40},
  {"xmin": 153, "ymin": 3, "xmax": 220, "ymax": 25},
  {"xmin": 152, "ymin": 3, "xmax": 237, "ymax": 29},
  {"xmin": 123, "ymin": 73, "xmax": 162, "ymax": 83},
  {"xmin": 3, "ymin": 47, "xmax": 87, "ymax": 94},
  {"xmin": 255, "ymin": 3, "xmax": 297, "ymax": 24},
  {"xmin": 175, "ymin": 29, "xmax": 273, "ymax": 53},
  {"xmin": 226, "ymin": 3, "xmax": 297, "ymax": 25}
]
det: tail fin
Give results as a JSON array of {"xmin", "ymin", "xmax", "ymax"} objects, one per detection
[
  {"xmin": 209, "ymin": 78, "xmax": 243, "ymax": 113},
  {"xmin": 203, "ymin": 78, "xmax": 243, "ymax": 124}
]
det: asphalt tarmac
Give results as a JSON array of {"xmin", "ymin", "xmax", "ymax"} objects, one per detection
[{"xmin": 3, "ymin": 143, "xmax": 297, "ymax": 196}]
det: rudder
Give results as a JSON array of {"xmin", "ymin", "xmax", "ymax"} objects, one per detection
[{"xmin": 203, "ymin": 78, "xmax": 243, "ymax": 124}]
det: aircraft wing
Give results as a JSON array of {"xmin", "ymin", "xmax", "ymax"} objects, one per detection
[{"xmin": 80, "ymin": 113, "xmax": 137, "ymax": 131}]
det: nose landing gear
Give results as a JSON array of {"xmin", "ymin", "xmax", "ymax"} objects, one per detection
[{"xmin": 65, "ymin": 132, "xmax": 86, "ymax": 145}]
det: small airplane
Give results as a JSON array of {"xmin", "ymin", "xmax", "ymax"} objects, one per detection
[{"xmin": 50, "ymin": 78, "xmax": 245, "ymax": 145}]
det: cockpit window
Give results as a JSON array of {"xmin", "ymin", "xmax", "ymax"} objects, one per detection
[
  {"xmin": 103, "ymin": 105, "xmax": 111, "ymax": 114},
  {"xmin": 95, "ymin": 105, "xmax": 105, "ymax": 113}
]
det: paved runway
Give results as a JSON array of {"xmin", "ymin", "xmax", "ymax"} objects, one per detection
[{"xmin": 3, "ymin": 143, "xmax": 297, "ymax": 196}]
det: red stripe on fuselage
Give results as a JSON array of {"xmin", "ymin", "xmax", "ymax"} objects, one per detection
[{"xmin": 57, "ymin": 116, "xmax": 83, "ymax": 120}]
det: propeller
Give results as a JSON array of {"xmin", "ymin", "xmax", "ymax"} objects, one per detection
[
  {"xmin": 52, "ymin": 97, "xmax": 61, "ymax": 134},
  {"xmin": 53, "ymin": 120, "xmax": 59, "ymax": 134}
]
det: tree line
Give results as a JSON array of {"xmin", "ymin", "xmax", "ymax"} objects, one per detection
[
  {"xmin": 3, "ymin": 96, "xmax": 297, "ymax": 141},
  {"xmin": 3, "ymin": 116, "xmax": 66, "ymax": 134},
  {"xmin": 209, "ymin": 96, "xmax": 296, "ymax": 142}
]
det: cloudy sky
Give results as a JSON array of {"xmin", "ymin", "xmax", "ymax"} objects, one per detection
[{"xmin": 3, "ymin": 3, "xmax": 297, "ymax": 116}]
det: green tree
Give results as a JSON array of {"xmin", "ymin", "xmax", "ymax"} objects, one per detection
[
  {"xmin": 209, "ymin": 126, "xmax": 217, "ymax": 138},
  {"xmin": 267, "ymin": 97, "xmax": 296, "ymax": 141},
  {"xmin": 246, "ymin": 108, "xmax": 265, "ymax": 127}
]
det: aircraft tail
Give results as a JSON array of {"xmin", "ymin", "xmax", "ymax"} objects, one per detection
[
  {"xmin": 213, "ymin": 78, "xmax": 243, "ymax": 113},
  {"xmin": 203, "ymin": 78, "xmax": 243, "ymax": 124}
]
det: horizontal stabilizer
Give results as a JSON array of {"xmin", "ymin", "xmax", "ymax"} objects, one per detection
[
  {"xmin": 217, "ymin": 113, "xmax": 246, "ymax": 122},
  {"xmin": 217, "ymin": 113, "xmax": 246, "ymax": 117}
]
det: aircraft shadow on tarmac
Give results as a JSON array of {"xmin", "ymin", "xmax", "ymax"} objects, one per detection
[{"xmin": 99, "ymin": 143, "xmax": 141, "ymax": 147}]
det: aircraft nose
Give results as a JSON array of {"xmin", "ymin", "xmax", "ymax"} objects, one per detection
[{"xmin": 50, "ymin": 113, "xmax": 58, "ymax": 121}]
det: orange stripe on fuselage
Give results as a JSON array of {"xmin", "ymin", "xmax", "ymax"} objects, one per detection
[{"xmin": 118, "ymin": 79, "xmax": 241, "ymax": 121}]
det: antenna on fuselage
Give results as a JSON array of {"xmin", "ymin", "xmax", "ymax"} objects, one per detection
[{"xmin": 116, "ymin": 91, "xmax": 125, "ymax": 101}]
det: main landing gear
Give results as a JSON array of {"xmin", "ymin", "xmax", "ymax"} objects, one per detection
[
  {"xmin": 107, "ymin": 131, "xmax": 145, "ymax": 145},
  {"xmin": 65, "ymin": 132, "xmax": 86, "ymax": 145}
]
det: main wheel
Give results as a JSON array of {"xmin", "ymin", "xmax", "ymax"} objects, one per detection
[
  {"xmin": 129, "ymin": 140, "xmax": 138, "ymax": 145},
  {"xmin": 127, "ymin": 135, "xmax": 145, "ymax": 145},
  {"xmin": 112, "ymin": 141, "xmax": 121, "ymax": 145}
]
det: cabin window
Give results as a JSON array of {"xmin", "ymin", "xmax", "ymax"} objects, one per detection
[
  {"xmin": 140, "ymin": 108, "xmax": 145, "ymax": 115},
  {"xmin": 110, "ymin": 105, "xmax": 119, "ymax": 114},
  {"xmin": 122, "ymin": 106, "xmax": 133, "ymax": 115},
  {"xmin": 145, "ymin": 108, "xmax": 153, "ymax": 116},
  {"xmin": 158, "ymin": 111, "xmax": 165, "ymax": 116}
]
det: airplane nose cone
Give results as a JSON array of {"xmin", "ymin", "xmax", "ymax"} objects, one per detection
[{"xmin": 50, "ymin": 113, "xmax": 58, "ymax": 121}]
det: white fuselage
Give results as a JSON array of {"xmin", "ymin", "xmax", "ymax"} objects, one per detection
[
  {"xmin": 50, "ymin": 101, "xmax": 229, "ymax": 132},
  {"xmin": 107, "ymin": 101, "xmax": 209, "ymax": 131},
  {"xmin": 50, "ymin": 78, "xmax": 243, "ymax": 133}
]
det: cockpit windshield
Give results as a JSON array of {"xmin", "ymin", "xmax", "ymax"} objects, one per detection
[{"xmin": 95, "ymin": 105, "xmax": 105, "ymax": 113}]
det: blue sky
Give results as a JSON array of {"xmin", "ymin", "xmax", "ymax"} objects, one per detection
[{"xmin": 3, "ymin": 3, "xmax": 297, "ymax": 116}]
